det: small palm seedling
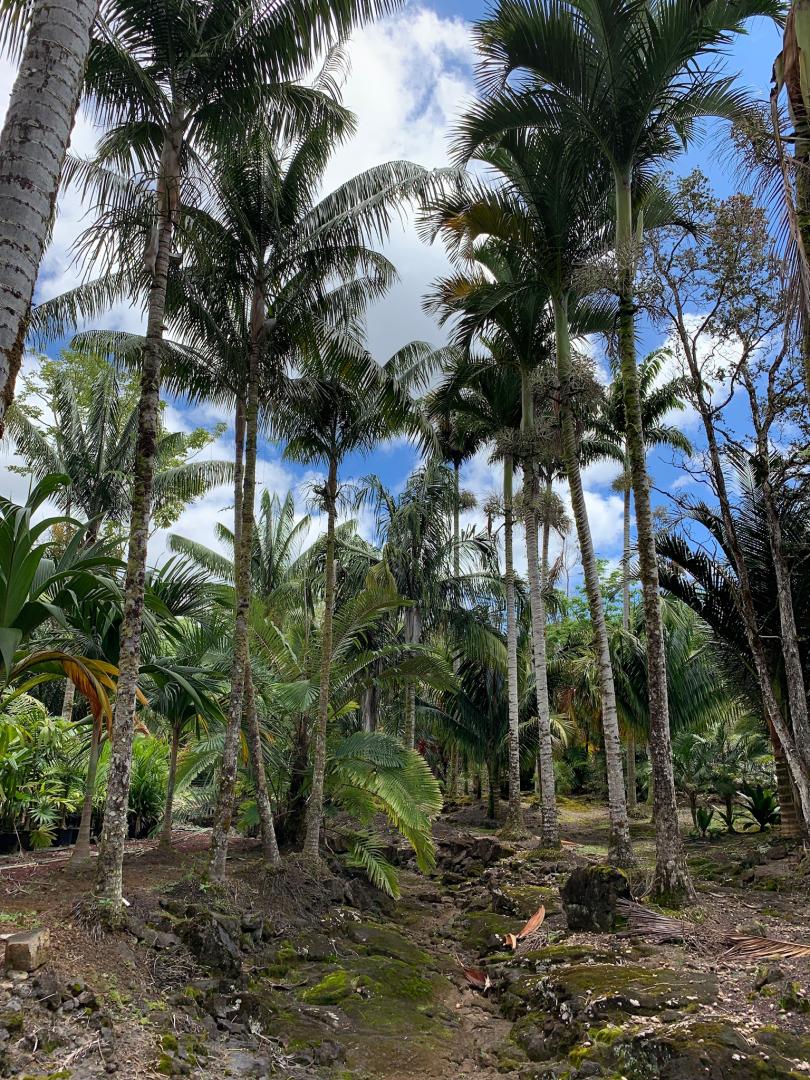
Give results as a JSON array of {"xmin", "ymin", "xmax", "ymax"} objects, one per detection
[{"xmin": 739, "ymin": 784, "xmax": 781, "ymax": 832}]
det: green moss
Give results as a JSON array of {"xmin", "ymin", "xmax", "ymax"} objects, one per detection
[
  {"xmin": 300, "ymin": 970, "xmax": 365, "ymax": 1005},
  {"xmin": 0, "ymin": 1009, "xmax": 24, "ymax": 1032},
  {"xmin": 160, "ymin": 1033, "xmax": 179, "ymax": 1052},
  {"xmin": 522, "ymin": 944, "xmax": 612, "ymax": 967},
  {"xmin": 157, "ymin": 1055, "xmax": 174, "ymax": 1075},
  {"xmin": 499, "ymin": 884, "xmax": 561, "ymax": 918},
  {"xmin": 457, "ymin": 911, "xmax": 523, "ymax": 952},
  {"xmin": 348, "ymin": 922, "xmax": 432, "ymax": 966},
  {"xmin": 593, "ymin": 1024, "xmax": 625, "ymax": 1045}
]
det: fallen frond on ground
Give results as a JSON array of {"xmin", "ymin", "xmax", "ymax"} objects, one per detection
[{"xmin": 617, "ymin": 899, "xmax": 810, "ymax": 961}]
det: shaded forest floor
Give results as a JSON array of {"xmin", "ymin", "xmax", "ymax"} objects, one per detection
[{"xmin": 1, "ymin": 796, "xmax": 809, "ymax": 1079}]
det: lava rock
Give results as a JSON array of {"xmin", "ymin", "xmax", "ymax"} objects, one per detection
[
  {"xmin": 560, "ymin": 866, "xmax": 631, "ymax": 932},
  {"xmin": 178, "ymin": 910, "xmax": 242, "ymax": 975}
]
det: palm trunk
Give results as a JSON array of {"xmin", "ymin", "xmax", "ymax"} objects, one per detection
[
  {"xmin": 159, "ymin": 723, "xmax": 180, "ymax": 849},
  {"xmin": 302, "ymin": 454, "xmax": 338, "ymax": 862},
  {"xmin": 0, "ymin": 0, "xmax": 99, "ymax": 435},
  {"xmin": 447, "ymin": 459, "xmax": 462, "ymax": 801},
  {"xmin": 244, "ymin": 665, "xmax": 281, "ymax": 866},
  {"xmin": 61, "ymin": 680, "xmax": 76, "ymax": 721},
  {"xmin": 553, "ymin": 293, "xmax": 632, "ymax": 867},
  {"xmin": 614, "ymin": 177, "xmax": 686, "ymax": 896},
  {"xmin": 403, "ymin": 607, "xmax": 421, "ymax": 750},
  {"xmin": 70, "ymin": 718, "xmax": 101, "ymax": 865},
  {"xmin": 486, "ymin": 758, "xmax": 497, "ymax": 821},
  {"xmin": 525, "ymin": 472, "xmax": 558, "ymax": 846},
  {"xmin": 209, "ymin": 291, "xmax": 262, "ymax": 882},
  {"xmin": 95, "ymin": 115, "xmax": 183, "ymax": 920},
  {"xmin": 503, "ymin": 455, "xmax": 524, "ymax": 835},
  {"xmin": 621, "ymin": 476, "xmax": 638, "ymax": 816}
]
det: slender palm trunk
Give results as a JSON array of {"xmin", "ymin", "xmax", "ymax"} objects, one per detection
[
  {"xmin": 302, "ymin": 454, "xmax": 338, "ymax": 862},
  {"xmin": 159, "ymin": 723, "xmax": 180, "ymax": 849},
  {"xmin": 621, "ymin": 476, "xmax": 638, "ymax": 816},
  {"xmin": 447, "ymin": 459, "xmax": 462, "ymax": 801},
  {"xmin": 96, "ymin": 115, "xmax": 183, "ymax": 920},
  {"xmin": 403, "ymin": 607, "xmax": 421, "ymax": 750},
  {"xmin": 209, "ymin": 292, "xmax": 262, "ymax": 881},
  {"xmin": 0, "ymin": 0, "xmax": 99, "ymax": 434},
  {"xmin": 503, "ymin": 455, "xmax": 524, "ymax": 836},
  {"xmin": 61, "ymin": 680, "xmax": 76, "ymax": 721},
  {"xmin": 486, "ymin": 758, "xmax": 498, "ymax": 821},
  {"xmin": 245, "ymin": 665, "xmax": 281, "ymax": 866},
  {"xmin": 70, "ymin": 718, "xmax": 101, "ymax": 865},
  {"xmin": 521, "ymin": 366, "xmax": 558, "ymax": 845},
  {"xmin": 614, "ymin": 178, "xmax": 686, "ymax": 895},
  {"xmin": 771, "ymin": 719, "xmax": 803, "ymax": 838},
  {"xmin": 553, "ymin": 293, "xmax": 632, "ymax": 866}
]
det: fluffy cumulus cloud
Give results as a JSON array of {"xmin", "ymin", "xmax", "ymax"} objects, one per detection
[
  {"xmin": 0, "ymin": 5, "xmax": 629, "ymax": 580},
  {"xmin": 0, "ymin": 5, "xmax": 476, "ymax": 561}
]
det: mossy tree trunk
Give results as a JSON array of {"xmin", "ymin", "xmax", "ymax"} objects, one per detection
[
  {"xmin": 244, "ymin": 665, "xmax": 281, "ymax": 865},
  {"xmin": 159, "ymin": 722, "xmax": 181, "ymax": 849},
  {"xmin": 503, "ymin": 455, "xmax": 524, "ymax": 836}
]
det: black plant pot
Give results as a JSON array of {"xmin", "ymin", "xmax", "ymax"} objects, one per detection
[{"xmin": 0, "ymin": 832, "xmax": 18, "ymax": 855}]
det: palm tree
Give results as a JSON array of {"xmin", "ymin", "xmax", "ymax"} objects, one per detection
[
  {"xmin": 426, "ymin": 356, "xmax": 526, "ymax": 834},
  {"xmin": 424, "ymin": 236, "xmax": 562, "ymax": 845},
  {"xmin": 0, "ymin": 0, "xmax": 98, "ymax": 430},
  {"xmin": 6, "ymin": 364, "xmax": 233, "ymax": 543},
  {"xmin": 460, "ymin": 0, "xmax": 779, "ymax": 893},
  {"xmin": 360, "ymin": 459, "xmax": 500, "ymax": 753},
  {"xmin": 601, "ymin": 350, "xmax": 692, "ymax": 811},
  {"xmin": 170, "ymin": 109, "xmax": 439, "ymax": 880},
  {"xmin": 432, "ymin": 131, "xmax": 635, "ymax": 866},
  {"xmin": 278, "ymin": 342, "xmax": 413, "ymax": 862},
  {"xmin": 28, "ymin": 0, "xmax": 404, "ymax": 919}
]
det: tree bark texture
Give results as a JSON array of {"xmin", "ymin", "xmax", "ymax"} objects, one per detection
[
  {"xmin": 159, "ymin": 722, "xmax": 180, "ymax": 848},
  {"xmin": 0, "ymin": 0, "xmax": 99, "ymax": 434},
  {"xmin": 209, "ymin": 296, "xmax": 262, "ymax": 881}
]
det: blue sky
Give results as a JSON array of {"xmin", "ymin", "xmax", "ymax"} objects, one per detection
[{"xmin": 0, "ymin": 2, "xmax": 784, "ymax": 577}]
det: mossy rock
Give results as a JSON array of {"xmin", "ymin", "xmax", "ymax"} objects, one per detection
[
  {"xmin": 301, "ymin": 970, "xmax": 371, "ymax": 1005},
  {"xmin": 507, "ymin": 962, "xmax": 717, "ymax": 1021},
  {"xmin": 457, "ymin": 911, "xmax": 523, "ymax": 953},
  {"xmin": 511, "ymin": 1012, "xmax": 583, "ymax": 1062},
  {"xmin": 347, "ymin": 922, "xmax": 432, "ymax": 967},
  {"xmin": 0, "ymin": 1008, "xmax": 24, "ymax": 1032},
  {"xmin": 757, "ymin": 1026, "xmax": 810, "ymax": 1060},
  {"xmin": 495, "ymin": 884, "xmax": 562, "ymax": 919},
  {"xmin": 521, "ymin": 944, "xmax": 613, "ymax": 968},
  {"xmin": 560, "ymin": 865, "xmax": 631, "ymax": 932},
  {"xmin": 633, "ymin": 1021, "xmax": 807, "ymax": 1079}
]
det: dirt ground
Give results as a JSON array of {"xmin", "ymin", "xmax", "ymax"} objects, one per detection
[{"xmin": 0, "ymin": 800, "xmax": 808, "ymax": 1079}]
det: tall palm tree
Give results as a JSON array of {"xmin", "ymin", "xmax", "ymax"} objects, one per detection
[
  {"xmin": 431, "ymin": 132, "xmax": 635, "ymax": 866},
  {"xmin": 427, "ymin": 355, "xmax": 526, "ymax": 834},
  {"xmin": 29, "ymin": 0, "xmax": 406, "ymax": 920},
  {"xmin": 425, "ymin": 237, "xmax": 562, "ymax": 845},
  {"xmin": 0, "ymin": 0, "xmax": 98, "ymax": 429},
  {"xmin": 360, "ymin": 458, "xmax": 500, "ymax": 752},
  {"xmin": 170, "ymin": 108, "xmax": 438, "ymax": 880},
  {"xmin": 278, "ymin": 342, "xmax": 413, "ymax": 862},
  {"xmin": 459, "ymin": 0, "xmax": 779, "ymax": 892},
  {"xmin": 601, "ymin": 350, "xmax": 692, "ymax": 811}
]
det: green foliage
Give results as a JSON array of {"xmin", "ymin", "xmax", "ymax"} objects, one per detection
[{"xmin": 739, "ymin": 784, "xmax": 781, "ymax": 831}]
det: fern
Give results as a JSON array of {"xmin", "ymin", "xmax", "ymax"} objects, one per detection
[{"xmin": 346, "ymin": 833, "xmax": 400, "ymax": 898}]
